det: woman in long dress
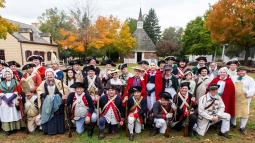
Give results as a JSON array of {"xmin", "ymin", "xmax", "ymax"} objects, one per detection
[
  {"xmin": 0, "ymin": 68, "xmax": 23, "ymax": 135},
  {"xmin": 37, "ymin": 68, "xmax": 69, "ymax": 135}
]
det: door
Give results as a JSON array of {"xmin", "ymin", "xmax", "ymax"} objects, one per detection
[{"xmin": 137, "ymin": 52, "xmax": 142, "ymax": 63}]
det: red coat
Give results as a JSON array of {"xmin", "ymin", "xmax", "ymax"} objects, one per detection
[
  {"xmin": 144, "ymin": 70, "xmax": 163, "ymax": 101},
  {"xmin": 209, "ymin": 76, "xmax": 235, "ymax": 117},
  {"xmin": 22, "ymin": 72, "xmax": 42, "ymax": 93},
  {"xmin": 122, "ymin": 77, "xmax": 146, "ymax": 100},
  {"xmin": 37, "ymin": 66, "xmax": 46, "ymax": 80}
]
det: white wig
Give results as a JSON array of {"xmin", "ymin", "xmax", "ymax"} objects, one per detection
[
  {"xmin": 2, "ymin": 68, "xmax": 13, "ymax": 78},
  {"xmin": 45, "ymin": 68, "xmax": 56, "ymax": 77},
  {"xmin": 218, "ymin": 67, "xmax": 228, "ymax": 73}
]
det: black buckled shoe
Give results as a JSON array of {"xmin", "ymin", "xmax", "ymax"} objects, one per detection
[
  {"xmin": 218, "ymin": 132, "xmax": 231, "ymax": 139},
  {"xmin": 239, "ymin": 128, "xmax": 247, "ymax": 135}
]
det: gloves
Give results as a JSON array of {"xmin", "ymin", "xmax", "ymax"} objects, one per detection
[{"xmin": 166, "ymin": 113, "xmax": 173, "ymax": 119}]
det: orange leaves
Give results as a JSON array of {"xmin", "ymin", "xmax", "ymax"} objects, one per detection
[
  {"xmin": 89, "ymin": 16, "xmax": 120, "ymax": 49},
  {"xmin": 206, "ymin": 0, "xmax": 255, "ymax": 46},
  {"xmin": 57, "ymin": 28, "xmax": 84, "ymax": 52},
  {"xmin": 57, "ymin": 15, "xmax": 135, "ymax": 55}
]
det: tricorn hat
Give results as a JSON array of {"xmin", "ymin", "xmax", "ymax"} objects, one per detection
[
  {"xmin": 129, "ymin": 86, "xmax": 142, "ymax": 94},
  {"xmin": 27, "ymin": 55, "xmax": 43, "ymax": 62},
  {"xmin": 161, "ymin": 92, "xmax": 172, "ymax": 100},
  {"xmin": 70, "ymin": 82, "xmax": 85, "ymax": 89},
  {"xmin": 22, "ymin": 63, "xmax": 36, "ymax": 70},
  {"xmin": 196, "ymin": 56, "xmax": 207, "ymax": 62},
  {"xmin": 209, "ymin": 84, "xmax": 220, "ymax": 91},
  {"xmin": 7, "ymin": 61, "xmax": 21, "ymax": 68}
]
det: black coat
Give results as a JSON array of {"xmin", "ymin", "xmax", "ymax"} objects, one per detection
[
  {"xmin": 127, "ymin": 96, "xmax": 147, "ymax": 117},
  {"xmin": 67, "ymin": 91, "xmax": 95, "ymax": 115}
]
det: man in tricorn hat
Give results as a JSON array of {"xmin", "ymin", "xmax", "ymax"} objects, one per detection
[
  {"xmin": 83, "ymin": 57, "xmax": 100, "ymax": 76},
  {"xmin": 195, "ymin": 84, "xmax": 231, "ymax": 138},
  {"xmin": 21, "ymin": 63, "xmax": 42, "ymax": 133},
  {"xmin": 67, "ymin": 82, "xmax": 96, "ymax": 137},
  {"xmin": 27, "ymin": 55, "xmax": 46, "ymax": 79},
  {"xmin": 152, "ymin": 92, "xmax": 176, "ymax": 136},
  {"xmin": 192, "ymin": 56, "xmax": 207, "ymax": 76},
  {"xmin": 226, "ymin": 59, "xmax": 239, "ymax": 80},
  {"xmin": 127, "ymin": 86, "xmax": 147, "ymax": 141},
  {"xmin": 98, "ymin": 85, "xmax": 124, "ymax": 139},
  {"xmin": 69, "ymin": 60, "xmax": 83, "ymax": 82}
]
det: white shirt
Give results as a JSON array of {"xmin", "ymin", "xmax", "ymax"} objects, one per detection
[{"xmin": 234, "ymin": 75, "xmax": 255, "ymax": 98}]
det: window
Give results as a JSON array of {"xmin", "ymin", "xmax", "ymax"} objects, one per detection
[
  {"xmin": 34, "ymin": 51, "xmax": 39, "ymax": 55},
  {"xmin": 25, "ymin": 50, "xmax": 32, "ymax": 61},
  {"xmin": 39, "ymin": 51, "xmax": 45, "ymax": 62},
  {"xmin": 0, "ymin": 50, "xmax": 5, "ymax": 60},
  {"xmin": 47, "ymin": 52, "xmax": 51, "ymax": 61}
]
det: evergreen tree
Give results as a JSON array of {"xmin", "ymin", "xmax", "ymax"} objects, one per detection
[{"xmin": 143, "ymin": 8, "xmax": 161, "ymax": 44}]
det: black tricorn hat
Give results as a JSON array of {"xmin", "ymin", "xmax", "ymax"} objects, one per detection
[
  {"xmin": 180, "ymin": 81, "xmax": 190, "ymax": 89},
  {"xmin": 69, "ymin": 60, "xmax": 83, "ymax": 66},
  {"xmin": 237, "ymin": 66, "xmax": 246, "ymax": 71},
  {"xmin": 196, "ymin": 56, "xmax": 207, "ymax": 62},
  {"xmin": 0, "ymin": 60, "xmax": 9, "ymax": 67},
  {"xmin": 209, "ymin": 84, "xmax": 220, "ymax": 91},
  {"xmin": 87, "ymin": 56, "xmax": 99, "ymax": 64},
  {"xmin": 176, "ymin": 57, "xmax": 189, "ymax": 63},
  {"xmin": 118, "ymin": 63, "xmax": 128, "ymax": 70},
  {"xmin": 157, "ymin": 60, "xmax": 166, "ymax": 66},
  {"xmin": 7, "ymin": 61, "xmax": 21, "ymax": 68},
  {"xmin": 129, "ymin": 86, "xmax": 142, "ymax": 94},
  {"xmin": 226, "ymin": 60, "xmax": 239, "ymax": 65},
  {"xmin": 138, "ymin": 60, "xmax": 149, "ymax": 65},
  {"xmin": 22, "ymin": 63, "xmax": 36, "ymax": 70},
  {"xmin": 86, "ymin": 65, "xmax": 97, "ymax": 72},
  {"xmin": 63, "ymin": 66, "xmax": 75, "ymax": 72},
  {"xmin": 165, "ymin": 56, "xmax": 176, "ymax": 61},
  {"xmin": 161, "ymin": 92, "xmax": 172, "ymax": 100},
  {"xmin": 104, "ymin": 59, "xmax": 116, "ymax": 67},
  {"xmin": 198, "ymin": 67, "xmax": 209, "ymax": 74},
  {"xmin": 70, "ymin": 82, "xmax": 85, "ymax": 89},
  {"xmin": 27, "ymin": 55, "xmax": 43, "ymax": 62}
]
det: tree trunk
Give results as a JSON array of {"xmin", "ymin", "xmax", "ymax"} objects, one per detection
[{"xmin": 244, "ymin": 46, "xmax": 250, "ymax": 65}]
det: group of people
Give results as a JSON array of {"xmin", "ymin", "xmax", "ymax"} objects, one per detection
[{"xmin": 0, "ymin": 54, "xmax": 254, "ymax": 141}]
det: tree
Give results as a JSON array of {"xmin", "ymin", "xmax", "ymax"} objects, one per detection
[
  {"xmin": 156, "ymin": 40, "xmax": 179, "ymax": 57},
  {"xmin": 162, "ymin": 27, "xmax": 183, "ymax": 47},
  {"xmin": 205, "ymin": 0, "xmax": 255, "ymax": 64},
  {"xmin": 143, "ymin": 8, "xmax": 161, "ymax": 44},
  {"xmin": 0, "ymin": 0, "xmax": 18, "ymax": 39},
  {"xmin": 126, "ymin": 18, "xmax": 137, "ymax": 34},
  {"xmin": 89, "ymin": 16, "xmax": 120, "ymax": 49},
  {"xmin": 114, "ymin": 22, "xmax": 136, "ymax": 59},
  {"xmin": 182, "ymin": 17, "xmax": 217, "ymax": 55},
  {"xmin": 69, "ymin": 4, "xmax": 94, "ymax": 54},
  {"xmin": 38, "ymin": 7, "xmax": 74, "ymax": 41}
]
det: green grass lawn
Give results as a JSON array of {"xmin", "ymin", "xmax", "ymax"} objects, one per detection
[{"xmin": 2, "ymin": 66, "xmax": 254, "ymax": 143}]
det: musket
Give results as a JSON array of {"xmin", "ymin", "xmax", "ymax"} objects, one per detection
[
  {"xmin": 125, "ymin": 102, "xmax": 129, "ymax": 137},
  {"xmin": 164, "ymin": 103, "xmax": 175, "ymax": 138},
  {"xmin": 61, "ymin": 80, "xmax": 72, "ymax": 138}
]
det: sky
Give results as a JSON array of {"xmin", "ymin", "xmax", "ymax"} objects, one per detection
[{"xmin": 0, "ymin": 0, "xmax": 218, "ymax": 29}]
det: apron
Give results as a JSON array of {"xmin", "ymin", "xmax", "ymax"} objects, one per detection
[{"xmin": 235, "ymin": 82, "xmax": 248, "ymax": 118}]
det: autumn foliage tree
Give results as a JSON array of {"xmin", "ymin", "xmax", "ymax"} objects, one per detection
[
  {"xmin": 206, "ymin": 0, "xmax": 255, "ymax": 64},
  {"xmin": 0, "ymin": 0, "xmax": 18, "ymax": 39},
  {"xmin": 89, "ymin": 16, "xmax": 135, "ymax": 60}
]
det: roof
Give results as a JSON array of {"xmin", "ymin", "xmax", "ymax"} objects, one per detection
[
  {"xmin": 133, "ymin": 28, "xmax": 156, "ymax": 52},
  {"xmin": 7, "ymin": 19, "xmax": 57, "ymax": 46}
]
